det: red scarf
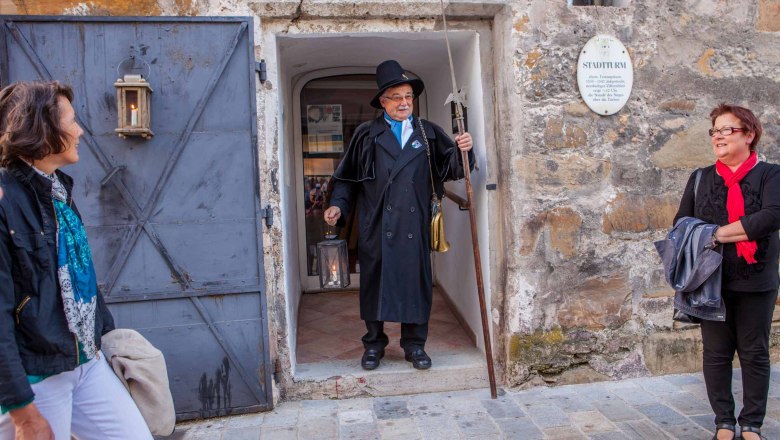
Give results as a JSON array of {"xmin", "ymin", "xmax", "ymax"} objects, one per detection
[{"xmin": 715, "ymin": 151, "xmax": 758, "ymax": 264}]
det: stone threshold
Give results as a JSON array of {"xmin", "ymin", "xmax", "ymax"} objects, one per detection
[{"xmin": 285, "ymin": 347, "xmax": 490, "ymax": 400}]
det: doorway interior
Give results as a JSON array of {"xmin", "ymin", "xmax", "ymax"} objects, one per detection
[{"xmin": 277, "ymin": 30, "xmax": 494, "ymax": 386}]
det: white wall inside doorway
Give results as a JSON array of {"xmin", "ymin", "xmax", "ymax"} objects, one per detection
[{"xmin": 277, "ymin": 29, "xmax": 494, "ymax": 366}]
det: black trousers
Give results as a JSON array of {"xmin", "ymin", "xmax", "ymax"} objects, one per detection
[
  {"xmin": 700, "ymin": 288, "xmax": 778, "ymax": 428},
  {"xmin": 362, "ymin": 320, "xmax": 428, "ymax": 353}
]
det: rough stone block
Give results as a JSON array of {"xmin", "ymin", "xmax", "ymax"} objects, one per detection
[
  {"xmin": 517, "ymin": 153, "xmax": 611, "ymax": 189},
  {"xmin": 557, "ymin": 275, "xmax": 631, "ymax": 330},
  {"xmin": 650, "ymin": 119, "xmax": 713, "ymax": 169},
  {"xmin": 642, "ymin": 330, "xmax": 703, "ymax": 375},
  {"xmin": 589, "ymin": 349, "xmax": 651, "ymax": 379},
  {"xmin": 601, "ymin": 193, "xmax": 678, "ymax": 234},
  {"xmin": 0, "ymin": 0, "xmax": 167, "ymax": 15},
  {"xmin": 758, "ymin": 0, "xmax": 780, "ymax": 32},
  {"xmin": 564, "ymin": 101, "xmax": 591, "ymax": 117},
  {"xmin": 658, "ymin": 99, "xmax": 696, "ymax": 114},
  {"xmin": 553, "ymin": 365, "xmax": 613, "ymax": 386},
  {"xmin": 543, "ymin": 117, "xmax": 588, "ymax": 149},
  {"xmin": 547, "ymin": 207, "xmax": 583, "ymax": 259}
]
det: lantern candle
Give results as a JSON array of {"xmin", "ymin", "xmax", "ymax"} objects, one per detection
[
  {"xmin": 330, "ymin": 264, "xmax": 339, "ymax": 285},
  {"xmin": 130, "ymin": 105, "xmax": 138, "ymax": 126}
]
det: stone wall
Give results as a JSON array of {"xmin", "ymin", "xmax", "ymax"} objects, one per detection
[
  {"xmin": 503, "ymin": 0, "xmax": 780, "ymax": 387},
  {"xmin": 3, "ymin": 0, "xmax": 779, "ymax": 393}
]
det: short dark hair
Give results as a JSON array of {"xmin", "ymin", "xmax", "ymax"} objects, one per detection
[
  {"xmin": 709, "ymin": 103, "xmax": 763, "ymax": 152},
  {"xmin": 0, "ymin": 80, "xmax": 75, "ymax": 167}
]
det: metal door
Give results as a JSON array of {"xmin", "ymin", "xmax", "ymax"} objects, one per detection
[{"xmin": 0, "ymin": 16, "xmax": 273, "ymax": 420}]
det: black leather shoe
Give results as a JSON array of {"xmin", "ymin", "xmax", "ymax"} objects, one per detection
[
  {"xmin": 712, "ymin": 422, "xmax": 736, "ymax": 440},
  {"xmin": 740, "ymin": 425, "xmax": 767, "ymax": 440},
  {"xmin": 404, "ymin": 348, "xmax": 432, "ymax": 370},
  {"xmin": 361, "ymin": 349, "xmax": 384, "ymax": 370}
]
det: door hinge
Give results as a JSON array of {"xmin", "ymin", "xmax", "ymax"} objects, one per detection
[
  {"xmin": 255, "ymin": 59, "xmax": 266, "ymax": 84},
  {"xmin": 260, "ymin": 204, "xmax": 273, "ymax": 228}
]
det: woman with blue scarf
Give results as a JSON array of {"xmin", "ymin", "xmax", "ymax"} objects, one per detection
[{"xmin": 0, "ymin": 81, "xmax": 151, "ymax": 439}]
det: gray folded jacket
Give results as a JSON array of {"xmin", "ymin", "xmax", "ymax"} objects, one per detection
[
  {"xmin": 655, "ymin": 216, "xmax": 725, "ymax": 321},
  {"xmin": 101, "ymin": 328, "xmax": 176, "ymax": 436}
]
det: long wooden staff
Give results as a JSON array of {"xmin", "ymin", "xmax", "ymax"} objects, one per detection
[{"xmin": 439, "ymin": 0, "xmax": 497, "ymax": 399}]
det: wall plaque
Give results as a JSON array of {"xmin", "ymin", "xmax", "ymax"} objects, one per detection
[{"xmin": 576, "ymin": 34, "xmax": 633, "ymax": 115}]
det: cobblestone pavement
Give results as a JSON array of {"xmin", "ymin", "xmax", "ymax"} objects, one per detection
[{"xmin": 169, "ymin": 367, "xmax": 780, "ymax": 439}]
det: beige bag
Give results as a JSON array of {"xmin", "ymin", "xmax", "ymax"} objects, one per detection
[{"xmin": 418, "ymin": 119, "xmax": 450, "ymax": 253}]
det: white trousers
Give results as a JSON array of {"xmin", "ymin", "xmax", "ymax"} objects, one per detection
[{"xmin": 0, "ymin": 353, "xmax": 153, "ymax": 440}]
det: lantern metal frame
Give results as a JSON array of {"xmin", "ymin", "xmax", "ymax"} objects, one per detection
[
  {"xmin": 315, "ymin": 233, "xmax": 350, "ymax": 289},
  {"xmin": 114, "ymin": 73, "xmax": 154, "ymax": 139}
]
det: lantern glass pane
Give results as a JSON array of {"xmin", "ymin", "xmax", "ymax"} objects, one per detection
[
  {"xmin": 339, "ymin": 241, "xmax": 350, "ymax": 286},
  {"xmin": 316, "ymin": 239, "xmax": 350, "ymax": 289},
  {"xmin": 125, "ymin": 90, "xmax": 139, "ymax": 127}
]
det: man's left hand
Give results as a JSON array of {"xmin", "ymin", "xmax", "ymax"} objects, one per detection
[{"xmin": 455, "ymin": 133, "xmax": 473, "ymax": 152}]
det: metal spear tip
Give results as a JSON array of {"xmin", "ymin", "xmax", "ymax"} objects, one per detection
[{"xmin": 444, "ymin": 89, "xmax": 468, "ymax": 107}]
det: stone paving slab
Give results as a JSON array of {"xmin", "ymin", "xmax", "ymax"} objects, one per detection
[{"xmin": 166, "ymin": 367, "xmax": 780, "ymax": 439}]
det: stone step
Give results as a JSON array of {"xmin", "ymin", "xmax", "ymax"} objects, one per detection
[{"xmin": 287, "ymin": 347, "xmax": 491, "ymax": 400}]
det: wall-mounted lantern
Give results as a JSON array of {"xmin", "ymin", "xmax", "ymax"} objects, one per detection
[
  {"xmin": 316, "ymin": 232, "xmax": 350, "ymax": 289},
  {"xmin": 114, "ymin": 74, "xmax": 154, "ymax": 139}
]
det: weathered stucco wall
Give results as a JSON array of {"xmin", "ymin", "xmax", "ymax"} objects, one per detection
[{"xmin": 5, "ymin": 0, "xmax": 779, "ymax": 395}]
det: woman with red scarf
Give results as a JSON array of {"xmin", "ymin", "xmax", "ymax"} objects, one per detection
[{"xmin": 674, "ymin": 104, "xmax": 780, "ymax": 440}]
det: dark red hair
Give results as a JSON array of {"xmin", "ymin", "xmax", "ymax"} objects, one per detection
[{"xmin": 710, "ymin": 103, "xmax": 763, "ymax": 152}]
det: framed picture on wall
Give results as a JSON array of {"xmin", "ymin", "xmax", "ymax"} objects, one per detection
[{"xmin": 306, "ymin": 104, "xmax": 344, "ymax": 152}]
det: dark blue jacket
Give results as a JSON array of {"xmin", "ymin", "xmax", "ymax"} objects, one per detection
[
  {"xmin": 0, "ymin": 161, "xmax": 114, "ymax": 408},
  {"xmin": 655, "ymin": 216, "xmax": 725, "ymax": 321}
]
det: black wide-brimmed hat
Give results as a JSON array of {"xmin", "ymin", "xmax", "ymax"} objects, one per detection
[{"xmin": 370, "ymin": 60, "xmax": 425, "ymax": 109}]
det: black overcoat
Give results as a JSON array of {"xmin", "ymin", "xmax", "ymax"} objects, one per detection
[{"xmin": 329, "ymin": 116, "xmax": 475, "ymax": 324}]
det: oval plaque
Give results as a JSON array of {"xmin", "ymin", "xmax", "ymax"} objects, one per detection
[{"xmin": 577, "ymin": 34, "xmax": 633, "ymax": 115}]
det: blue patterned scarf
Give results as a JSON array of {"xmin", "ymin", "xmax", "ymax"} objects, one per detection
[
  {"xmin": 54, "ymin": 198, "xmax": 98, "ymax": 359},
  {"xmin": 32, "ymin": 166, "xmax": 98, "ymax": 360}
]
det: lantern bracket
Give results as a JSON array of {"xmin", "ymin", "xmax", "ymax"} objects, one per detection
[
  {"xmin": 260, "ymin": 204, "xmax": 273, "ymax": 228},
  {"xmin": 116, "ymin": 56, "xmax": 151, "ymax": 80}
]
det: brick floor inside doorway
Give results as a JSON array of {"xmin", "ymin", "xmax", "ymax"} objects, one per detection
[{"xmin": 296, "ymin": 288, "xmax": 475, "ymax": 364}]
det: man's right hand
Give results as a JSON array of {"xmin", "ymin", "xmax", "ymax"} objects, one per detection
[
  {"xmin": 324, "ymin": 206, "xmax": 341, "ymax": 226},
  {"xmin": 10, "ymin": 404, "xmax": 54, "ymax": 440}
]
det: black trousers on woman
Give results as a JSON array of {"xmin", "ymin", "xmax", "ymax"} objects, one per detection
[{"xmin": 700, "ymin": 288, "xmax": 778, "ymax": 428}]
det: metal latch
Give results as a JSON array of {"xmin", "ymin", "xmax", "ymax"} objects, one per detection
[
  {"xmin": 255, "ymin": 59, "xmax": 266, "ymax": 84},
  {"xmin": 260, "ymin": 204, "xmax": 273, "ymax": 228}
]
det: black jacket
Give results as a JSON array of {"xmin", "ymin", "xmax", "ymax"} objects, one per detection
[
  {"xmin": 329, "ymin": 116, "xmax": 474, "ymax": 323},
  {"xmin": 674, "ymin": 162, "xmax": 780, "ymax": 292},
  {"xmin": 0, "ymin": 161, "xmax": 114, "ymax": 408}
]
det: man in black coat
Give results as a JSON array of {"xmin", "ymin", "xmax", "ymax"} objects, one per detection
[{"xmin": 324, "ymin": 60, "xmax": 475, "ymax": 370}]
